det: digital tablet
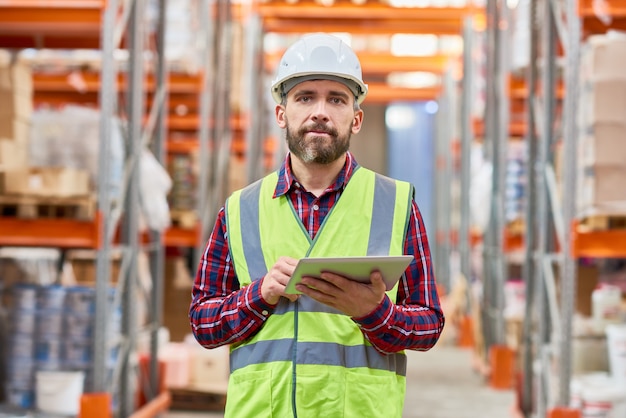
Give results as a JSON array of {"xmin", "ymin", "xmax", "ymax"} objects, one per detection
[{"xmin": 285, "ymin": 255, "xmax": 414, "ymax": 295}]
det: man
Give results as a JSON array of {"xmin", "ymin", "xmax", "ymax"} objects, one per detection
[{"xmin": 189, "ymin": 33, "xmax": 444, "ymax": 418}]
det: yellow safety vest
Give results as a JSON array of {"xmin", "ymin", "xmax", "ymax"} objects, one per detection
[{"xmin": 224, "ymin": 166, "xmax": 413, "ymax": 418}]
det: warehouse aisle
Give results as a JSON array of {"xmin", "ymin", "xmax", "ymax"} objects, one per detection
[
  {"xmin": 403, "ymin": 344, "xmax": 516, "ymax": 418},
  {"xmin": 164, "ymin": 342, "xmax": 517, "ymax": 418}
]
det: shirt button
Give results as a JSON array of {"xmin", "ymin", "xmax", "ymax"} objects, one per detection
[
  {"xmin": 262, "ymin": 310, "xmax": 269, "ymax": 316},
  {"xmin": 312, "ymin": 204, "xmax": 319, "ymax": 211}
]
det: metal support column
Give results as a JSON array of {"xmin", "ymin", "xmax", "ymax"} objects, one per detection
[
  {"xmin": 118, "ymin": 0, "xmax": 145, "ymax": 415},
  {"xmin": 520, "ymin": 0, "xmax": 540, "ymax": 412},
  {"xmin": 459, "ymin": 16, "xmax": 475, "ymax": 306},
  {"xmin": 243, "ymin": 12, "xmax": 265, "ymax": 184},
  {"xmin": 558, "ymin": 0, "xmax": 581, "ymax": 406},
  {"xmin": 93, "ymin": 0, "xmax": 119, "ymax": 394},
  {"xmin": 433, "ymin": 70, "xmax": 454, "ymax": 293},
  {"xmin": 482, "ymin": 0, "xmax": 510, "ymax": 350},
  {"xmin": 522, "ymin": 0, "xmax": 580, "ymax": 412},
  {"xmin": 197, "ymin": 0, "xmax": 217, "ymax": 252},
  {"xmin": 147, "ymin": 0, "xmax": 168, "ymax": 402}
]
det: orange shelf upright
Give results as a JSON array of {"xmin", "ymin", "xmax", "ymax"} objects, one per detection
[{"xmin": 0, "ymin": 211, "xmax": 102, "ymax": 249}]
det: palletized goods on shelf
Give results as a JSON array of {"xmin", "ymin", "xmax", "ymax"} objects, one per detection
[{"xmin": 577, "ymin": 31, "xmax": 626, "ymax": 218}]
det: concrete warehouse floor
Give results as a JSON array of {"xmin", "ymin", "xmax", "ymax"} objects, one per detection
[{"xmin": 163, "ymin": 342, "xmax": 517, "ymax": 418}]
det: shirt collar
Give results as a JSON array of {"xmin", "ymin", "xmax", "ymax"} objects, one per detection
[{"xmin": 273, "ymin": 151, "xmax": 358, "ymax": 198}]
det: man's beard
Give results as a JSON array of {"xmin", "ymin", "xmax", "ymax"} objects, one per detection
[{"xmin": 286, "ymin": 121, "xmax": 351, "ymax": 164}]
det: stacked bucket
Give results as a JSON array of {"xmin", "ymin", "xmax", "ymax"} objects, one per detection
[{"xmin": 2, "ymin": 283, "xmax": 120, "ymax": 410}]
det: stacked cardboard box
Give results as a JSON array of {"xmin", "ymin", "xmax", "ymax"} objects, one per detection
[
  {"xmin": 577, "ymin": 33, "xmax": 626, "ymax": 217},
  {"xmin": 0, "ymin": 51, "xmax": 31, "ymax": 179}
]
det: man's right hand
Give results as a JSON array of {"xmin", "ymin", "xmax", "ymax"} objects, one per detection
[{"xmin": 261, "ymin": 256, "xmax": 300, "ymax": 304}]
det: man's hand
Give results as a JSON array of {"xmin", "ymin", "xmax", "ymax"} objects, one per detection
[
  {"xmin": 295, "ymin": 270, "xmax": 387, "ymax": 317},
  {"xmin": 261, "ymin": 256, "xmax": 300, "ymax": 305}
]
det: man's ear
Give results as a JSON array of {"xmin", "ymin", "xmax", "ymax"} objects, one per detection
[
  {"xmin": 275, "ymin": 104, "xmax": 287, "ymax": 129},
  {"xmin": 351, "ymin": 109, "xmax": 364, "ymax": 134}
]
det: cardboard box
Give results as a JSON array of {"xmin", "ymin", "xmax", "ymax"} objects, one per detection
[
  {"xmin": 583, "ymin": 166, "xmax": 626, "ymax": 206},
  {"xmin": 3, "ymin": 167, "xmax": 90, "ymax": 197},
  {"xmin": 582, "ymin": 35, "xmax": 626, "ymax": 81},
  {"xmin": 67, "ymin": 249, "xmax": 122, "ymax": 285},
  {"xmin": 579, "ymin": 123, "xmax": 626, "ymax": 167},
  {"xmin": 0, "ymin": 89, "xmax": 33, "ymax": 119},
  {"xmin": 583, "ymin": 79, "xmax": 626, "ymax": 125},
  {"xmin": 0, "ymin": 117, "xmax": 30, "ymax": 142},
  {"xmin": 0, "ymin": 54, "xmax": 33, "ymax": 93},
  {"xmin": 188, "ymin": 344, "xmax": 230, "ymax": 394},
  {"xmin": 0, "ymin": 138, "xmax": 28, "ymax": 170}
]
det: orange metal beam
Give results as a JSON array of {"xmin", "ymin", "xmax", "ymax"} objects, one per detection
[
  {"xmin": 572, "ymin": 221, "xmax": 626, "ymax": 258},
  {"xmin": 265, "ymin": 51, "xmax": 453, "ymax": 75},
  {"xmin": 0, "ymin": 213, "xmax": 102, "ymax": 249},
  {"xmin": 33, "ymin": 72, "xmax": 202, "ymax": 94},
  {"xmin": 579, "ymin": 0, "xmax": 626, "ymax": 17},
  {"xmin": 163, "ymin": 225, "xmax": 201, "ymax": 248},
  {"xmin": 257, "ymin": 4, "xmax": 479, "ymax": 35},
  {"xmin": 0, "ymin": 1, "xmax": 105, "ymax": 48},
  {"xmin": 364, "ymin": 82, "xmax": 440, "ymax": 103}
]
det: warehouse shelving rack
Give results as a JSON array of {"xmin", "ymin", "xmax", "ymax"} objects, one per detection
[
  {"xmin": 503, "ymin": 0, "xmax": 626, "ymax": 416},
  {"xmin": 0, "ymin": 0, "xmax": 175, "ymax": 416}
]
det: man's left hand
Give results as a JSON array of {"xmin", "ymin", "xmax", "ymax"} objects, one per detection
[{"xmin": 294, "ymin": 271, "xmax": 387, "ymax": 317}]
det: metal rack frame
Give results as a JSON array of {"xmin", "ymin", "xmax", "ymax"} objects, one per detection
[
  {"xmin": 519, "ymin": 0, "xmax": 580, "ymax": 415},
  {"xmin": 94, "ymin": 0, "xmax": 171, "ymax": 415}
]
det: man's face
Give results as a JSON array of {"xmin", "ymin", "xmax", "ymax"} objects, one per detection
[{"xmin": 275, "ymin": 79, "xmax": 363, "ymax": 164}]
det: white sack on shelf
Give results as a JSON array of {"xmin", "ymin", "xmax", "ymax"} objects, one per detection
[
  {"xmin": 139, "ymin": 148, "xmax": 173, "ymax": 232},
  {"xmin": 470, "ymin": 143, "xmax": 492, "ymax": 234}
]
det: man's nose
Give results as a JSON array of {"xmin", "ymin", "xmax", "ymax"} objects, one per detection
[{"xmin": 311, "ymin": 101, "xmax": 330, "ymax": 121}]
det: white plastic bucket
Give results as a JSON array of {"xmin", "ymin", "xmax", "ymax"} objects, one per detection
[
  {"xmin": 580, "ymin": 373, "xmax": 626, "ymax": 418},
  {"xmin": 606, "ymin": 324, "xmax": 626, "ymax": 384},
  {"xmin": 35, "ymin": 370, "xmax": 85, "ymax": 416}
]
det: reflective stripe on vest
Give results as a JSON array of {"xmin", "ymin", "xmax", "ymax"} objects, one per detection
[{"xmin": 224, "ymin": 166, "xmax": 413, "ymax": 418}]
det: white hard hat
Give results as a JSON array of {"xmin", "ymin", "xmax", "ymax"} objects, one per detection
[{"xmin": 270, "ymin": 33, "xmax": 368, "ymax": 105}]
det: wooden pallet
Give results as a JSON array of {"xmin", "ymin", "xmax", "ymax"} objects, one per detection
[
  {"xmin": 169, "ymin": 388, "xmax": 226, "ymax": 412},
  {"xmin": 170, "ymin": 209, "xmax": 197, "ymax": 229},
  {"xmin": 579, "ymin": 214, "xmax": 626, "ymax": 231},
  {"xmin": 0, "ymin": 193, "xmax": 96, "ymax": 220}
]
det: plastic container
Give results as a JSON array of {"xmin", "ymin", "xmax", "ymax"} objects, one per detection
[
  {"xmin": 36, "ymin": 284, "xmax": 66, "ymax": 311},
  {"xmin": 64, "ymin": 311, "xmax": 94, "ymax": 338},
  {"xmin": 34, "ymin": 338, "xmax": 63, "ymax": 368},
  {"xmin": 606, "ymin": 324, "xmax": 626, "ymax": 384},
  {"xmin": 63, "ymin": 337, "xmax": 93, "ymax": 367},
  {"xmin": 35, "ymin": 309, "xmax": 64, "ymax": 337},
  {"xmin": 4, "ymin": 386, "xmax": 35, "ymax": 410},
  {"xmin": 6, "ymin": 335, "xmax": 35, "ymax": 360},
  {"xmin": 64, "ymin": 286, "xmax": 96, "ymax": 314},
  {"xmin": 580, "ymin": 374, "xmax": 626, "ymax": 417},
  {"xmin": 9, "ymin": 284, "xmax": 37, "ymax": 311},
  {"xmin": 35, "ymin": 370, "xmax": 85, "ymax": 416},
  {"xmin": 5, "ymin": 358, "xmax": 36, "ymax": 389},
  {"xmin": 7, "ymin": 309, "xmax": 36, "ymax": 335},
  {"xmin": 592, "ymin": 284, "xmax": 622, "ymax": 333}
]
